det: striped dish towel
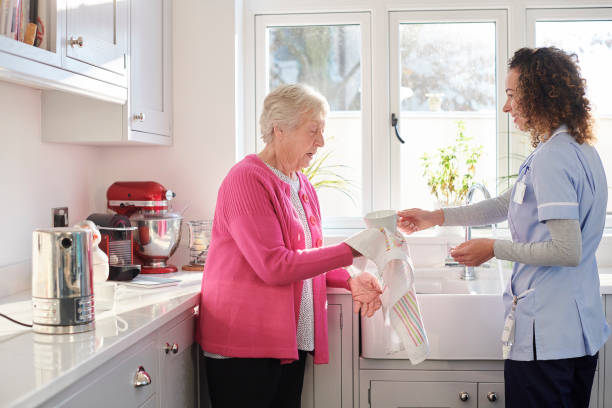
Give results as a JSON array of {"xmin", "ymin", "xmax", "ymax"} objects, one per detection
[{"xmin": 346, "ymin": 228, "xmax": 430, "ymax": 364}]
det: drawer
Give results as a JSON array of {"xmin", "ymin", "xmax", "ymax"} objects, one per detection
[
  {"xmin": 159, "ymin": 312, "xmax": 196, "ymax": 356},
  {"xmin": 54, "ymin": 340, "xmax": 158, "ymax": 408}
]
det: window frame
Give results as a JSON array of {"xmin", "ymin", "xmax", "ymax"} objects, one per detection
[
  {"xmin": 388, "ymin": 9, "xmax": 510, "ymax": 210},
  {"xmin": 242, "ymin": 1, "xmax": 612, "ymax": 231},
  {"xmin": 526, "ymin": 7, "xmax": 612, "ymax": 227},
  {"xmin": 252, "ymin": 12, "xmax": 373, "ymax": 229}
]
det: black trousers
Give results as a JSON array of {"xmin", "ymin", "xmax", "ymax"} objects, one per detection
[
  {"xmin": 202, "ymin": 350, "xmax": 308, "ymax": 408},
  {"xmin": 505, "ymin": 353, "xmax": 598, "ymax": 408}
]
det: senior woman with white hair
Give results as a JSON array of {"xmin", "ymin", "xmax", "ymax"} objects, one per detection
[{"xmin": 197, "ymin": 83, "xmax": 381, "ymax": 408}]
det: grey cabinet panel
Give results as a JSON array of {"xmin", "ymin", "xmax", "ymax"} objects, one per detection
[
  {"xmin": 478, "ymin": 382, "xmax": 504, "ymax": 407},
  {"xmin": 314, "ymin": 304, "xmax": 342, "ymax": 407},
  {"xmin": 301, "ymin": 293, "xmax": 354, "ymax": 408},
  {"xmin": 370, "ymin": 381, "xmax": 477, "ymax": 408},
  {"xmin": 52, "ymin": 340, "xmax": 158, "ymax": 408},
  {"xmin": 604, "ymin": 295, "xmax": 611, "ymax": 408}
]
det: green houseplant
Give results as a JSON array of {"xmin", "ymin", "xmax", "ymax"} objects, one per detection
[
  {"xmin": 421, "ymin": 120, "xmax": 483, "ymax": 207},
  {"xmin": 302, "ymin": 148, "xmax": 356, "ymax": 204}
]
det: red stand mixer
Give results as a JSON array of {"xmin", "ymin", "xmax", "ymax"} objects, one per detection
[{"xmin": 107, "ymin": 181, "xmax": 183, "ymax": 274}]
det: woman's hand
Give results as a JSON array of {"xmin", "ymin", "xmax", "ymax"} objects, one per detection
[
  {"xmin": 450, "ymin": 238, "xmax": 495, "ymax": 266},
  {"xmin": 348, "ymin": 273, "xmax": 383, "ymax": 317},
  {"xmin": 397, "ymin": 208, "xmax": 444, "ymax": 234}
]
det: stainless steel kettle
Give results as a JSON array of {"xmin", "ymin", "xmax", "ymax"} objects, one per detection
[{"xmin": 32, "ymin": 228, "xmax": 94, "ymax": 334}]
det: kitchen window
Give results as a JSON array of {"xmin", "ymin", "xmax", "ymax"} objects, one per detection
[
  {"xmin": 245, "ymin": 2, "xmax": 610, "ymax": 230},
  {"xmin": 253, "ymin": 13, "xmax": 372, "ymax": 221},
  {"xmin": 389, "ymin": 10, "xmax": 509, "ymax": 211},
  {"xmin": 527, "ymin": 7, "xmax": 612, "ymax": 216}
]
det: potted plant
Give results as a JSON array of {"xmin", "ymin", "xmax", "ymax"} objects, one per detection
[
  {"xmin": 302, "ymin": 144, "xmax": 356, "ymax": 204},
  {"xmin": 421, "ymin": 120, "xmax": 483, "ymax": 208}
]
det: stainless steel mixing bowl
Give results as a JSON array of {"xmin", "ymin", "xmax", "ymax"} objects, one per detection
[{"xmin": 131, "ymin": 212, "xmax": 182, "ymax": 267}]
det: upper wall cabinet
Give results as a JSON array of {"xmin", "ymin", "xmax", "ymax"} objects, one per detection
[
  {"xmin": 0, "ymin": 0, "xmax": 128, "ymax": 102},
  {"xmin": 41, "ymin": 0, "xmax": 173, "ymax": 145},
  {"xmin": 63, "ymin": 0, "xmax": 128, "ymax": 86},
  {"xmin": 129, "ymin": 0, "xmax": 172, "ymax": 140}
]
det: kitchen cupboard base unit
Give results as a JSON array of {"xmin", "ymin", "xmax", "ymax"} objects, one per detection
[
  {"xmin": 39, "ymin": 308, "xmax": 197, "ymax": 408},
  {"xmin": 360, "ymin": 359, "xmax": 598, "ymax": 407}
]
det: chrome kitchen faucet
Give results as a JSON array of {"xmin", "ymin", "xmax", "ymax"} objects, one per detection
[{"xmin": 461, "ymin": 183, "xmax": 492, "ymax": 280}]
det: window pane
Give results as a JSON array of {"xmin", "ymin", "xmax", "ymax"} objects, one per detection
[
  {"xmin": 264, "ymin": 25, "xmax": 363, "ymax": 217},
  {"xmin": 397, "ymin": 23, "xmax": 497, "ymax": 210},
  {"xmin": 536, "ymin": 20, "xmax": 612, "ymax": 212}
]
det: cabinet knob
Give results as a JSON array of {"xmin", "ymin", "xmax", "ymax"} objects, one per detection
[
  {"xmin": 164, "ymin": 342, "xmax": 171, "ymax": 354},
  {"xmin": 459, "ymin": 391, "xmax": 469, "ymax": 402},
  {"xmin": 487, "ymin": 392, "xmax": 497, "ymax": 402},
  {"xmin": 133, "ymin": 366, "xmax": 152, "ymax": 387},
  {"xmin": 133, "ymin": 112, "xmax": 145, "ymax": 122},
  {"xmin": 171, "ymin": 343, "xmax": 179, "ymax": 354},
  {"xmin": 69, "ymin": 36, "xmax": 84, "ymax": 48}
]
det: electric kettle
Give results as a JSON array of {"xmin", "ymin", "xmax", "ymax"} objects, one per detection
[{"xmin": 31, "ymin": 228, "xmax": 95, "ymax": 334}]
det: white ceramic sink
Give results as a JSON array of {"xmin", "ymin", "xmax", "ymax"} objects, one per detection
[{"xmin": 361, "ymin": 265, "xmax": 510, "ymax": 360}]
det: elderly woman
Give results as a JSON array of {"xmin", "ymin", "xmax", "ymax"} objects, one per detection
[
  {"xmin": 197, "ymin": 83, "xmax": 381, "ymax": 408},
  {"xmin": 398, "ymin": 47, "xmax": 609, "ymax": 407}
]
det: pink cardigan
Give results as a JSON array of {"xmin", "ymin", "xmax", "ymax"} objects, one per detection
[{"xmin": 196, "ymin": 154, "xmax": 353, "ymax": 364}]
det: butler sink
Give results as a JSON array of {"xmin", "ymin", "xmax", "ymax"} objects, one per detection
[{"xmin": 361, "ymin": 265, "xmax": 510, "ymax": 360}]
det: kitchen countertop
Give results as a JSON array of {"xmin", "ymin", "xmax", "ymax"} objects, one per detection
[
  {"xmin": 0, "ymin": 272, "xmax": 203, "ymax": 408},
  {"xmin": 1, "ymin": 269, "xmax": 611, "ymax": 407}
]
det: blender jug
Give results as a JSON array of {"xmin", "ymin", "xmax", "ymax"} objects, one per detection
[{"xmin": 184, "ymin": 220, "xmax": 213, "ymax": 270}]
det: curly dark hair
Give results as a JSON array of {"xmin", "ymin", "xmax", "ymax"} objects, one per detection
[{"xmin": 508, "ymin": 47, "xmax": 594, "ymax": 147}]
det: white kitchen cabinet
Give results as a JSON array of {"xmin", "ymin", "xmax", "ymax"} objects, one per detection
[
  {"xmin": 45, "ymin": 339, "xmax": 159, "ymax": 408},
  {"xmin": 477, "ymin": 383, "xmax": 505, "ymax": 407},
  {"xmin": 41, "ymin": 307, "xmax": 197, "ymax": 408},
  {"xmin": 301, "ymin": 292, "xmax": 355, "ymax": 408},
  {"xmin": 40, "ymin": 0, "xmax": 173, "ymax": 145},
  {"xmin": 129, "ymin": 0, "xmax": 172, "ymax": 140},
  {"xmin": 158, "ymin": 310, "xmax": 197, "ymax": 408},
  {"xmin": 63, "ymin": 0, "xmax": 128, "ymax": 87},
  {"xmin": 603, "ymin": 295, "xmax": 611, "ymax": 408},
  {"xmin": 370, "ymin": 381, "xmax": 478, "ymax": 408},
  {"xmin": 360, "ymin": 353, "xmax": 598, "ymax": 407},
  {"xmin": 0, "ymin": 0, "xmax": 127, "ymax": 102}
]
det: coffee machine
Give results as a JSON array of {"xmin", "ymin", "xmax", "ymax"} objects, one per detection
[{"xmin": 107, "ymin": 181, "xmax": 183, "ymax": 274}]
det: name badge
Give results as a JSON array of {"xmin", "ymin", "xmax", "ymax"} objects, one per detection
[{"xmin": 513, "ymin": 181, "xmax": 526, "ymax": 204}]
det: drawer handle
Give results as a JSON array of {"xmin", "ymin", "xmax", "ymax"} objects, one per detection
[
  {"xmin": 487, "ymin": 391, "xmax": 497, "ymax": 402},
  {"xmin": 164, "ymin": 342, "xmax": 179, "ymax": 354},
  {"xmin": 133, "ymin": 112, "xmax": 145, "ymax": 122},
  {"xmin": 459, "ymin": 391, "xmax": 469, "ymax": 402},
  {"xmin": 134, "ymin": 366, "xmax": 151, "ymax": 388},
  {"xmin": 69, "ymin": 36, "xmax": 84, "ymax": 48}
]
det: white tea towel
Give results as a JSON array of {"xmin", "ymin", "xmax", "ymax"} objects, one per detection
[{"xmin": 345, "ymin": 228, "xmax": 430, "ymax": 364}]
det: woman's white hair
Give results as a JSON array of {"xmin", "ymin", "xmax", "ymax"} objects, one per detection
[{"xmin": 259, "ymin": 83, "xmax": 330, "ymax": 144}]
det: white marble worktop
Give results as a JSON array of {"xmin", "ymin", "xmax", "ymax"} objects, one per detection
[{"xmin": 0, "ymin": 272, "xmax": 203, "ymax": 408}]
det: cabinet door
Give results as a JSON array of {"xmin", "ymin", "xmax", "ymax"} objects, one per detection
[
  {"xmin": 159, "ymin": 313, "xmax": 197, "ymax": 408},
  {"xmin": 603, "ymin": 295, "xmax": 611, "ymax": 408},
  {"xmin": 0, "ymin": 0, "xmax": 61, "ymax": 67},
  {"xmin": 370, "ymin": 381, "xmax": 478, "ymax": 408},
  {"xmin": 129, "ymin": 0, "xmax": 172, "ymax": 138},
  {"xmin": 301, "ymin": 294, "xmax": 354, "ymax": 408},
  {"xmin": 478, "ymin": 383, "xmax": 505, "ymax": 406},
  {"xmin": 64, "ymin": 0, "xmax": 127, "ymax": 85},
  {"xmin": 313, "ymin": 304, "xmax": 342, "ymax": 407},
  {"xmin": 51, "ymin": 340, "xmax": 158, "ymax": 408}
]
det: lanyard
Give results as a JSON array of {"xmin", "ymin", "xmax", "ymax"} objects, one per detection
[{"xmin": 501, "ymin": 288, "xmax": 535, "ymax": 359}]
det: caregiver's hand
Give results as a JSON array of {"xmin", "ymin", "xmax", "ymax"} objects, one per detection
[
  {"xmin": 348, "ymin": 273, "xmax": 383, "ymax": 317},
  {"xmin": 397, "ymin": 208, "xmax": 444, "ymax": 234},
  {"xmin": 450, "ymin": 238, "xmax": 495, "ymax": 266}
]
